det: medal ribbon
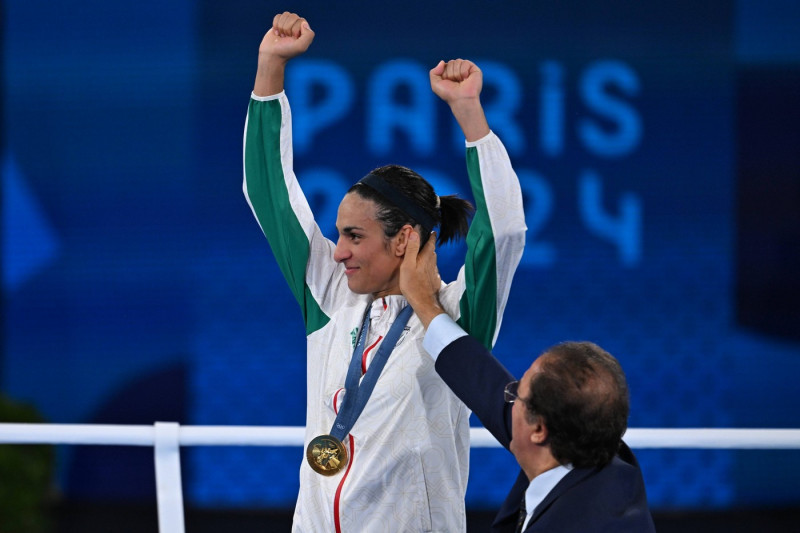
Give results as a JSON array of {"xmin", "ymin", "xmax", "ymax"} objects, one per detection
[{"xmin": 330, "ymin": 304, "xmax": 413, "ymax": 441}]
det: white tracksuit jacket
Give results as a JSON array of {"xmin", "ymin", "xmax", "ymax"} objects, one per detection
[{"xmin": 243, "ymin": 91, "xmax": 526, "ymax": 532}]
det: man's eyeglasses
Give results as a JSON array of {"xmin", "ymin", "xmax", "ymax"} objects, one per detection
[{"xmin": 504, "ymin": 380, "xmax": 520, "ymax": 404}]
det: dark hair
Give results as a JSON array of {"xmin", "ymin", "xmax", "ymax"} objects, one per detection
[
  {"xmin": 523, "ymin": 341, "xmax": 629, "ymax": 469},
  {"xmin": 348, "ymin": 165, "xmax": 474, "ymax": 246}
]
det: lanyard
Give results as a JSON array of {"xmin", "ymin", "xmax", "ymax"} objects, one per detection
[{"xmin": 330, "ymin": 304, "xmax": 413, "ymax": 441}]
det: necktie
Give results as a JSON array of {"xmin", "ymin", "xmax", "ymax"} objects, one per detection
[{"xmin": 515, "ymin": 494, "xmax": 527, "ymax": 533}]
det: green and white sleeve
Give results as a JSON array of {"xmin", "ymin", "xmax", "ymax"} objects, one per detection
[
  {"xmin": 243, "ymin": 92, "xmax": 348, "ymax": 335},
  {"xmin": 448, "ymin": 131, "xmax": 527, "ymax": 349}
]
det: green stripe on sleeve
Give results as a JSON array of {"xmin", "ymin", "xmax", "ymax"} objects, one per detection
[
  {"xmin": 457, "ymin": 145, "xmax": 499, "ymax": 349},
  {"xmin": 244, "ymin": 98, "xmax": 329, "ymax": 335}
]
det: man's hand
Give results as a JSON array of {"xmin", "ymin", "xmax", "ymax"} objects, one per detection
[
  {"xmin": 254, "ymin": 12, "xmax": 315, "ymax": 96},
  {"xmin": 399, "ymin": 231, "xmax": 446, "ymax": 328},
  {"xmin": 429, "ymin": 59, "xmax": 489, "ymax": 142}
]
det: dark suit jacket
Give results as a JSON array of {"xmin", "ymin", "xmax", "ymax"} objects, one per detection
[{"xmin": 434, "ymin": 335, "xmax": 656, "ymax": 532}]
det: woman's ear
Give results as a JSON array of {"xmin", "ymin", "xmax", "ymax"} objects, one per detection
[{"xmin": 394, "ymin": 225, "xmax": 415, "ymax": 256}]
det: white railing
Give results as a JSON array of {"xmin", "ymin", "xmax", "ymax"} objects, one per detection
[{"xmin": 2, "ymin": 423, "xmax": 800, "ymax": 532}]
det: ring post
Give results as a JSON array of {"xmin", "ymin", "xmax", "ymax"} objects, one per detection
[{"xmin": 154, "ymin": 422, "xmax": 185, "ymax": 533}]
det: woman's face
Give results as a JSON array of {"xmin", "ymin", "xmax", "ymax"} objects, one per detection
[{"xmin": 333, "ymin": 193, "xmax": 406, "ymax": 297}]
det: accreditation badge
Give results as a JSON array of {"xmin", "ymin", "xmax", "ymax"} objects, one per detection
[{"xmin": 306, "ymin": 434, "xmax": 348, "ymax": 476}]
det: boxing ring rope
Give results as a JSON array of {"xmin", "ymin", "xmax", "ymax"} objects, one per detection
[{"xmin": 2, "ymin": 423, "xmax": 800, "ymax": 533}]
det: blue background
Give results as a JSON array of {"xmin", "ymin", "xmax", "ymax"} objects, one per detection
[{"xmin": 3, "ymin": 0, "xmax": 800, "ymax": 512}]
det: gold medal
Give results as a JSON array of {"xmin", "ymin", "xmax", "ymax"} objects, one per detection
[{"xmin": 306, "ymin": 434, "xmax": 348, "ymax": 476}]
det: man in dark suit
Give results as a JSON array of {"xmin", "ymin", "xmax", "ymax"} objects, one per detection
[{"xmin": 399, "ymin": 230, "xmax": 656, "ymax": 532}]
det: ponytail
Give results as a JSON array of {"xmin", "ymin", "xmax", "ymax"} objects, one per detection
[{"xmin": 436, "ymin": 194, "xmax": 474, "ymax": 246}]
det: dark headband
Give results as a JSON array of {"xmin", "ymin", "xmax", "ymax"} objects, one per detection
[{"xmin": 357, "ymin": 173, "xmax": 437, "ymax": 233}]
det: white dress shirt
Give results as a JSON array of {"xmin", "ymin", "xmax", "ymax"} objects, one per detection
[
  {"xmin": 521, "ymin": 464, "xmax": 573, "ymax": 530},
  {"xmin": 422, "ymin": 313, "xmax": 468, "ymax": 360}
]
